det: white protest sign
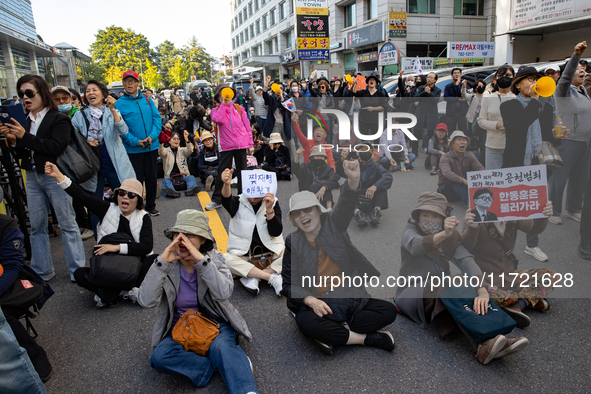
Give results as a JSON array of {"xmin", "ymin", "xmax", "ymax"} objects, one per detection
[{"xmin": 241, "ymin": 170, "xmax": 278, "ymax": 198}]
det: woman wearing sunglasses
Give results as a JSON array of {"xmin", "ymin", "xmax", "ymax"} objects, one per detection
[
  {"xmin": 44, "ymin": 162, "xmax": 155, "ymax": 307},
  {"xmin": 281, "ymin": 159, "xmax": 397, "ymax": 355},
  {"xmin": 0, "ymin": 75, "xmax": 85, "ymax": 282}
]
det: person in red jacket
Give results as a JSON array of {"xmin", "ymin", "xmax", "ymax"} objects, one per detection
[{"xmin": 291, "ymin": 113, "xmax": 335, "ymax": 171}]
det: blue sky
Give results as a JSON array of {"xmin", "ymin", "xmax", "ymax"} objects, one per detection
[{"xmin": 30, "ymin": 0, "xmax": 232, "ymax": 59}]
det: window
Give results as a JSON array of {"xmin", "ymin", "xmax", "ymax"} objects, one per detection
[
  {"xmin": 232, "ymin": 38, "xmax": 236, "ymax": 49},
  {"xmin": 231, "ymin": 21, "xmax": 235, "ymax": 32},
  {"xmin": 345, "ymin": 3, "xmax": 356, "ymax": 28},
  {"xmin": 280, "ymin": 2, "xmax": 286, "ymax": 20},
  {"xmin": 250, "ymin": 25, "xmax": 255, "ymax": 38},
  {"xmin": 270, "ymin": 8, "xmax": 276, "ymax": 25},
  {"xmin": 267, "ymin": 40, "xmax": 273, "ymax": 54},
  {"xmin": 256, "ymin": 20, "xmax": 261, "ymax": 34},
  {"xmin": 255, "ymin": 0, "xmax": 259, "ymax": 10},
  {"xmin": 263, "ymin": 14, "xmax": 268, "ymax": 30},
  {"xmin": 289, "ymin": 0, "xmax": 294, "ymax": 14},
  {"xmin": 245, "ymin": 29, "xmax": 249, "ymax": 41},
  {"xmin": 367, "ymin": 0, "xmax": 378, "ymax": 20},
  {"xmin": 239, "ymin": 13, "xmax": 243, "ymax": 25},
  {"xmin": 240, "ymin": 32, "xmax": 244, "ymax": 45},
  {"xmin": 249, "ymin": 2, "xmax": 253, "ymax": 16},
  {"xmin": 262, "ymin": 0, "xmax": 266, "ymax": 4},
  {"xmin": 285, "ymin": 30, "xmax": 292, "ymax": 48},
  {"xmin": 243, "ymin": 9, "xmax": 248, "ymax": 21},
  {"xmin": 408, "ymin": 0, "xmax": 436, "ymax": 14},
  {"xmin": 235, "ymin": 16, "xmax": 239, "ymax": 27},
  {"xmin": 454, "ymin": 0, "xmax": 483, "ymax": 16}
]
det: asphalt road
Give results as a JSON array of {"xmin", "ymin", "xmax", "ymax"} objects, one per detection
[{"xmin": 34, "ymin": 163, "xmax": 590, "ymax": 394}]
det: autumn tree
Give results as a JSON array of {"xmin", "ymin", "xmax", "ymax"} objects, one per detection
[
  {"xmin": 142, "ymin": 59, "xmax": 161, "ymax": 90},
  {"xmin": 153, "ymin": 40, "xmax": 179, "ymax": 87},
  {"xmin": 168, "ymin": 57, "xmax": 190, "ymax": 88},
  {"xmin": 181, "ymin": 36, "xmax": 214, "ymax": 82}
]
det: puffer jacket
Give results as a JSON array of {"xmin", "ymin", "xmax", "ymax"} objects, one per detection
[
  {"xmin": 281, "ymin": 183, "xmax": 381, "ymax": 322},
  {"xmin": 210, "ymin": 103, "xmax": 253, "ymax": 152},
  {"xmin": 292, "ymin": 161, "xmax": 340, "ymax": 193},
  {"xmin": 138, "ymin": 251, "xmax": 252, "ymax": 355},
  {"xmin": 158, "ymin": 144, "xmax": 193, "ymax": 178}
]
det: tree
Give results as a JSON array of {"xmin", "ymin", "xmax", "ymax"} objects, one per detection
[
  {"xmin": 168, "ymin": 57, "xmax": 190, "ymax": 88},
  {"xmin": 104, "ymin": 65, "xmax": 125, "ymax": 85},
  {"xmin": 181, "ymin": 36, "xmax": 214, "ymax": 82},
  {"xmin": 143, "ymin": 59, "xmax": 161, "ymax": 90},
  {"xmin": 85, "ymin": 62, "xmax": 106, "ymax": 84},
  {"xmin": 89, "ymin": 26, "xmax": 152, "ymax": 81},
  {"xmin": 153, "ymin": 40, "xmax": 179, "ymax": 87}
]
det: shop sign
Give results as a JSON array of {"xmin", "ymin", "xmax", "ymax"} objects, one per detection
[
  {"xmin": 346, "ymin": 22, "xmax": 384, "ymax": 49},
  {"xmin": 357, "ymin": 52, "xmax": 378, "ymax": 63},
  {"xmin": 388, "ymin": 12, "xmax": 407, "ymax": 38},
  {"xmin": 402, "ymin": 57, "xmax": 433, "ymax": 72},
  {"xmin": 447, "ymin": 42, "xmax": 495, "ymax": 58},
  {"xmin": 296, "ymin": 0, "xmax": 329, "ymax": 60},
  {"xmin": 378, "ymin": 43, "xmax": 398, "ymax": 66},
  {"xmin": 282, "ymin": 51, "xmax": 298, "ymax": 64}
]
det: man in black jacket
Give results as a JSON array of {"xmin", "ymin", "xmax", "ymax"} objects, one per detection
[
  {"xmin": 292, "ymin": 146, "xmax": 340, "ymax": 209},
  {"xmin": 444, "ymin": 68, "xmax": 469, "ymax": 134}
]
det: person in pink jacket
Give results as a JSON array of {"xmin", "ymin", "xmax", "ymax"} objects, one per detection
[{"xmin": 206, "ymin": 84, "xmax": 254, "ymax": 210}]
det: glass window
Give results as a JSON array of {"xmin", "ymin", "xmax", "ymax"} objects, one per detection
[
  {"xmin": 286, "ymin": 31, "xmax": 292, "ymax": 48},
  {"xmin": 368, "ymin": 0, "xmax": 378, "ymax": 19},
  {"xmin": 240, "ymin": 33, "xmax": 244, "ymax": 45},
  {"xmin": 255, "ymin": 0, "xmax": 259, "ymax": 10},
  {"xmin": 280, "ymin": 2, "xmax": 286, "ymax": 20},
  {"xmin": 235, "ymin": 16, "xmax": 239, "ymax": 26},
  {"xmin": 289, "ymin": 0, "xmax": 294, "ymax": 14},
  {"xmin": 262, "ymin": 0, "xmax": 266, "ymax": 4},
  {"xmin": 0, "ymin": 68, "xmax": 8, "ymax": 99},
  {"xmin": 243, "ymin": 9, "xmax": 248, "ymax": 21},
  {"xmin": 263, "ymin": 14, "xmax": 268, "ymax": 30},
  {"xmin": 0, "ymin": 42, "xmax": 4, "ymax": 66},
  {"xmin": 345, "ymin": 4, "xmax": 356, "ymax": 28},
  {"xmin": 232, "ymin": 38, "xmax": 236, "ymax": 49},
  {"xmin": 408, "ymin": 0, "xmax": 436, "ymax": 14},
  {"xmin": 256, "ymin": 20, "xmax": 261, "ymax": 34},
  {"xmin": 454, "ymin": 0, "xmax": 483, "ymax": 16},
  {"xmin": 12, "ymin": 47, "xmax": 31, "ymax": 70},
  {"xmin": 245, "ymin": 29, "xmax": 249, "ymax": 41},
  {"xmin": 249, "ymin": 2, "xmax": 253, "ymax": 16},
  {"xmin": 239, "ymin": 13, "xmax": 243, "ymax": 24},
  {"xmin": 270, "ymin": 8, "xmax": 276, "ymax": 25}
]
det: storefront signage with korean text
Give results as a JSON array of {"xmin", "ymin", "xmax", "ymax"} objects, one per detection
[
  {"xmin": 388, "ymin": 12, "xmax": 407, "ymax": 37},
  {"xmin": 378, "ymin": 43, "xmax": 398, "ymax": 66},
  {"xmin": 296, "ymin": 0, "xmax": 329, "ymax": 60},
  {"xmin": 510, "ymin": 0, "xmax": 591, "ymax": 31},
  {"xmin": 346, "ymin": 22, "xmax": 384, "ymax": 49},
  {"xmin": 447, "ymin": 42, "xmax": 495, "ymax": 59},
  {"xmin": 402, "ymin": 57, "xmax": 433, "ymax": 72},
  {"xmin": 295, "ymin": 0, "xmax": 328, "ymax": 15},
  {"xmin": 357, "ymin": 52, "xmax": 378, "ymax": 63}
]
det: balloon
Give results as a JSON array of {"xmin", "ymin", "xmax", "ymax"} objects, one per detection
[
  {"xmin": 221, "ymin": 87, "xmax": 235, "ymax": 100},
  {"xmin": 345, "ymin": 74, "xmax": 352, "ymax": 83},
  {"xmin": 271, "ymin": 83, "xmax": 281, "ymax": 94}
]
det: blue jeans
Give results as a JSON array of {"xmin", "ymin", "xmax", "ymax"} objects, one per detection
[
  {"xmin": 485, "ymin": 147, "xmax": 504, "ymax": 170},
  {"xmin": 0, "ymin": 307, "xmax": 47, "ymax": 393},
  {"xmin": 162, "ymin": 175, "xmax": 197, "ymax": 190},
  {"xmin": 379, "ymin": 154, "xmax": 416, "ymax": 170},
  {"xmin": 26, "ymin": 171, "xmax": 85, "ymax": 281},
  {"xmin": 91, "ymin": 171, "xmax": 122, "ymax": 236},
  {"xmin": 150, "ymin": 322, "xmax": 258, "ymax": 394},
  {"xmin": 437, "ymin": 181, "xmax": 469, "ymax": 204}
]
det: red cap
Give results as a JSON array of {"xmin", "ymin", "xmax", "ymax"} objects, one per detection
[
  {"xmin": 122, "ymin": 70, "xmax": 139, "ymax": 81},
  {"xmin": 435, "ymin": 123, "xmax": 448, "ymax": 132}
]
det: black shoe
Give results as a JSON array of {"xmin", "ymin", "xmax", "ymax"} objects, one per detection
[
  {"xmin": 407, "ymin": 164, "xmax": 414, "ymax": 170},
  {"xmin": 365, "ymin": 330, "xmax": 395, "ymax": 352},
  {"xmin": 185, "ymin": 186, "xmax": 202, "ymax": 196},
  {"xmin": 31, "ymin": 347, "xmax": 53, "ymax": 382},
  {"xmin": 314, "ymin": 339, "xmax": 335, "ymax": 355},
  {"xmin": 355, "ymin": 210, "xmax": 368, "ymax": 227},
  {"xmin": 148, "ymin": 209, "xmax": 160, "ymax": 217},
  {"xmin": 579, "ymin": 241, "xmax": 591, "ymax": 261},
  {"xmin": 164, "ymin": 188, "xmax": 181, "ymax": 198},
  {"xmin": 502, "ymin": 306, "xmax": 531, "ymax": 328},
  {"xmin": 369, "ymin": 208, "xmax": 381, "ymax": 225}
]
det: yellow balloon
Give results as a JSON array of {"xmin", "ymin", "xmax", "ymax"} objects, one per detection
[
  {"xmin": 345, "ymin": 74, "xmax": 352, "ymax": 83},
  {"xmin": 221, "ymin": 87, "xmax": 235, "ymax": 100},
  {"xmin": 271, "ymin": 83, "xmax": 281, "ymax": 94},
  {"xmin": 532, "ymin": 76, "xmax": 556, "ymax": 97}
]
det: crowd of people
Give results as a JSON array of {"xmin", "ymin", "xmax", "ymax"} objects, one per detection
[{"xmin": 0, "ymin": 40, "xmax": 590, "ymax": 393}]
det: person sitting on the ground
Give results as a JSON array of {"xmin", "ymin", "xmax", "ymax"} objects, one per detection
[
  {"xmin": 45, "ymin": 162, "xmax": 156, "ymax": 308},
  {"xmin": 395, "ymin": 192, "xmax": 528, "ymax": 365},
  {"xmin": 281, "ymin": 159, "xmax": 397, "ymax": 355},
  {"xmin": 262, "ymin": 133, "xmax": 291, "ymax": 180},
  {"xmin": 378, "ymin": 125, "xmax": 416, "ymax": 172},
  {"xmin": 338, "ymin": 147, "xmax": 393, "ymax": 227},
  {"xmin": 159, "ymin": 131, "xmax": 201, "ymax": 198},
  {"xmin": 293, "ymin": 146, "xmax": 341, "ymax": 209},
  {"xmin": 251, "ymin": 123, "xmax": 269, "ymax": 165},
  {"xmin": 462, "ymin": 201, "xmax": 559, "ymax": 329},
  {"xmin": 427, "ymin": 123, "xmax": 450, "ymax": 175},
  {"xmin": 197, "ymin": 131, "xmax": 219, "ymax": 192},
  {"xmin": 220, "ymin": 168, "xmax": 284, "ymax": 297},
  {"xmin": 137, "ymin": 210, "xmax": 257, "ymax": 393},
  {"xmin": 437, "ymin": 130, "xmax": 484, "ymax": 204},
  {"xmin": 292, "ymin": 113, "xmax": 335, "ymax": 170}
]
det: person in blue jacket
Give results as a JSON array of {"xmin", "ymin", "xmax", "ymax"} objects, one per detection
[{"xmin": 115, "ymin": 70, "xmax": 161, "ymax": 217}]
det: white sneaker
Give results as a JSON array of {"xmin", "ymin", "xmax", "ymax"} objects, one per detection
[
  {"xmin": 548, "ymin": 215, "xmax": 562, "ymax": 225},
  {"xmin": 122, "ymin": 287, "xmax": 139, "ymax": 303},
  {"xmin": 81, "ymin": 229, "xmax": 94, "ymax": 240},
  {"xmin": 240, "ymin": 277, "xmax": 260, "ymax": 295},
  {"xmin": 94, "ymin": 294, "xmax": 106, "ymax": 308},
  {"xmin": 268, "ymin": 273, "xmax": 283, "ymax": 297},
  {"xmin": 565, "ymin": 211, "xmax": 581, "ymax": 222},
  {"xmin": 205, "ymin": 201, "xmax": 222, "ymax": 211},
  {"xmin": 524, "ymin": 246, "xmax": 548, "ymax": 262}
]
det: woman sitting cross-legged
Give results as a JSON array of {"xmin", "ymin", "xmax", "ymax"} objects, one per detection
[
  {"xmin": 137, "ymin": 210, "xmax": 258, "ymax": 394},
  {"xmin": 159, "ymin": 131, "xmax": 201, "ymax": 198},
  {"xmin": 44, "ymin": 162, "xmax": 156, "ymax": 308}
]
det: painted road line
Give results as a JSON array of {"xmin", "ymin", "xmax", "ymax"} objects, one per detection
[{"xmin": 197, "ymin": 191, "xmax": 228, "ymax": 254}]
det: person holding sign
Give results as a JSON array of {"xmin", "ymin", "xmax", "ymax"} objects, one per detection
[
  {"xmin": 221, "ymin": 169, "xmax": 285, "ymax": 297},
  {"xmin": 462, "ymin": 201, "xmax": 559, "ymax": 329}
]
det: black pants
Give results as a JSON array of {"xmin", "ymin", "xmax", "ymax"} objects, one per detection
[
  {"xmin": 212, "ymin": 149, "xmax": 247, "ymax": 203},
  {"xmin": 445, "ymin": 114, "xmax": 467, "ymax": 135},
  {"xmin": 73, "ymin": 189, "xmax": 94, "ymax": 231},
  {"xmin": 74, "ymin": 254, "xmax": 157, "ymax": 304},
  {"xmin": 128, "ymin": 150, "xmax": 158, "ymax": 211},
  {"xmin": 358, "ymin": 188, "xmax": 389, "ymax": 211},
  {"xmin": 1, "ymin": 306, "xmax": 42, "ymax": 360},
  {"xmin": 294, "ymin": 298, "xmax": 397, "ymax": 346}
]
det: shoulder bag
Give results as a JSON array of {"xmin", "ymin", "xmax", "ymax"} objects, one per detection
[
  {"xmin": 172, "ymin": 309, "xmax": 220, "ymax": 356},
  {"xmin": 56, "ymin": 123, "xmax": 101, "ymax": 184},
  {"xmin": 537, "ymin": 141, "xmax": 564, "ymax": 170},
  {"xmin": 248, "ymin": 245, "xmax": 273, "ymax": 270},
  {"xmin": 88, "ymin": 232, "xmax": 142, "ymax": 289}
]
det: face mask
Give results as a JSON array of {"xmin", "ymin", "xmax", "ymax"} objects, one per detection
[
  {"xmin": 496, "ymin": 77, "xmax": 513, "ymax": 89},
  {"xmin": 358, "ymin": 151, "xmax": 373, "ymax": 162},
  {"xmin": 58, "ymin": 104, "xmax": 72, "ymax": 113},
  {"xmin": 476, "ymin": 86, "xmax": 485, "ymax": 94},
  {"xmin": 291, "ymin": 87, "xmax": 299, "ymax": 93},
  {"xmin": 406, "ymin": 81, "xmax": 415, "ymax": 87},
  {"xmin": 301, "ymin": 84, "xmax": 307, "ymax": 90},
  {"xmin": 418, "ymin": 218, "xmax": 443, "ymax": 235},
  {"xmin": 311, "ymin": 159, "xmax": 324, "ymax": 167}
]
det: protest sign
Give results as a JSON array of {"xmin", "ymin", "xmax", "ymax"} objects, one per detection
[
  {"xmin": 242, "ymin": 170, "xmax": 278, "ymax": 198},
  {"xmin": 467, "ymin": 165, "xmax": 548, "ymax": 223}
]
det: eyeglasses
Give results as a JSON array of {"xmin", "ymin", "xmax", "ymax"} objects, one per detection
[
  {"xmin": 172, "ymin": 232, "xmax": 197, "ymax": 239},
  {"xmin": 526, "ymin": 76, "xmax": 539, "ymax": 82},
  {"xmin": 117, "ymin": 189, "xmax": 138, "ymax": 199},
  {"xmin": 18, "ymin": 89, "xmax": 37, "ymax": 99},
  {"xmin": 291, "ymin": 206, "xmax": 315, "ymax": 219},
  {"xmin": 477, "ymin": 196, "xmax": 493, "ymax": 202}
]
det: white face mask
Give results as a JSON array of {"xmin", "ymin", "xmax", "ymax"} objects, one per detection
[
  {"xmin": 406, "ymin": 81, "xmax": 415, "ymax": 87},
  {"xmin": 291, "ymin": 87, "xmax": 299, "ymax": 93}
]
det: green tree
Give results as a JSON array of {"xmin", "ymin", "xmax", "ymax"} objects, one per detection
[
  {"xmin": 104, "ymin": 65, "xmax": 125, "ymax": 85},
  {"xmin": 181, "ymin": 36, "xmax": 214, "ymax": 82},
  {"xmin": 85, "ymin": 62, "xmax": 106, "ymax": 84},
  {"xmin": 89, "ymin": 25, "xmax": 152, "ymax": 81},
  {"xmin": 153, "ymin": 40, "xmax": 179, "ymax": 87},
  {"xmin": 168, "ymin": 57, "xmax": 190, "ymax": 88},
  {"xmin": 142, "ymin": 59, "xmax": 161, "ymax": 90}
]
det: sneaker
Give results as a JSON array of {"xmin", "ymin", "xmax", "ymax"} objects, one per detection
[
  {"xmin": 364, "ymin": 330, "xmax": 395, "ymax": 352},
  {"xmin": 494, "ymin": 337, "xmax": 528, "ymax": 359},
  {"xmin": 30, "ymin": 347, "xmax": 53, "ymax": 383},
  {"xmin": 314, "ymin": 339, "xmax": 335, "ymax": 355},
  {"xmin": 81, "ymin": 229, "xmax": 94, "ymax": 241},
  {"xmin": 524, "ymin": 246, "xmax": 548, "ymax": 262},
  {"xmin": 529, "ymin": 298, "xmax": 550, "ymax": 312},
  {"xmin": 205, "ymin": 201, "xmax": 222, "ymax": 211},
  {"xmin": 268, "ymin": 273, "xmax": 282, "ymax": 297},
  {"xmin": 205, "ymin": 175, "xmax": 214, "ymax": 191},
  {"xmin": 369, "ymin": 207, "xmax": 381, "ymax": 225},
  {"xmin": 502, "ymin": 306, "xmax": 531, "ymax": 328},
  {"xmin": 406, "ymin": 164, "xmax": 414, "ymax": 170},
  {"xmin": 476, "ymin": 334, "xmax": 506, "ymax": 365},
  {"xmin": 548, "ymin": 215, "xmax": 562, "ymax": 225},
  {"xmin": 185, "ymin": 186, "xmax": 202, "ymax": 197},
  {"xmin": 164, "ymin": 188, "xmax": 181, "ymax": 198},
  {"xmin": 565, "ymin": 211, "xmax": 581, "ymax": 222},
  {"xmin": 388, "ymin": 165, "xmax": 398, "ymax": 172},
  {"xmin": 240, "ymin": 277, "xmax": 260, "ymax": 295},
  {"xmin": 94, "ymin": 294, "xmax": 107, "ymax": 308},
  {"xmin": 148, "ymin": 209, "xmax": 160, "ymax": 217},
  {"xmin": 430, "ymin": 166, "xmax": 438, "ymax": 175},
  {"xmin": 122, "ymin": 287, "xmax": 139, "ymax": 303},
  {"xmin": 355, "ymin": 209, "xmax": 368, "ymax": 227}
]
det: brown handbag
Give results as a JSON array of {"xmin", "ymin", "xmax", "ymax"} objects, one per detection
[
  {"xmin": 248, "ymin": 245, "xmax": 273, "ymax": 270},
  {"xmin": 172, "ymin": 309, "xmax": 220, "ymax": 356}
]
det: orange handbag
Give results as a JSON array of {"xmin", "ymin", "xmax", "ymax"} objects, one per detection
[{"xmin": 172, "ymin": 309, "xmax": 220, "ymax": 356}]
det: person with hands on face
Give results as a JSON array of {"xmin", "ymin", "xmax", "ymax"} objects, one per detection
[
  {"xmin": 396, "ymin": 192, "xmax": 528, "ymax": 365},
  {"xmin": 0, "ymin": 75, "xmax": 85, "ymax": 282},
  {"xmin": 159, "ymin": 131, "xmax": 201, "ymax": 198},
  {"xmin": 462, "ymin": 200, "xmax": 559, "ymax": 329},
  {"xmin": 44, "ymin": 162, "xmax": 155, "ymax": 308},
  {"xmin": 292, "ymin": 146, "xmax": 340, "ymax": 209},
  {"xmin": 220, "ymin": 168, "xmax": 285, "ymax": 296},
  {"xmin": 137, "ymin": 210, "xmax": 258, "ymax": 393},
  {"xmin": 282, "ymin": 159, "xmax": 397, "ymax": 355}
]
